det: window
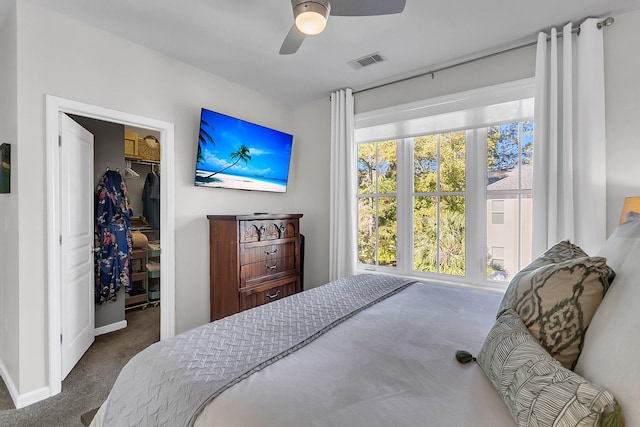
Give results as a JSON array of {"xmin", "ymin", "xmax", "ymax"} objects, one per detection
[
  {"xmin": 491, "ymin": 200, "xmax": 505, "ymax": 225},
  {"xmin": 486, "ymin": 121, "xmax": 534, "ymax": 282},
  {"xmin": 489, "ymin": 246, "xmax": 506, "ymax": 282},
  {"xmin": 357, "ymin": 140, "xmax": 397, "ymax": 267},
  {"xmin": 413, "ymin": 131, "xmax": 466, "ymax": 276},
  {"xmin": 354, "ymin": 80, "xmax": 534, "ymax": 288}
]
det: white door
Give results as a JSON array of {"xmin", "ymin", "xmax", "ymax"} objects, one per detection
[{"xmin": 60, "ymin": 113, "xmax": 95, "ymax": 380}]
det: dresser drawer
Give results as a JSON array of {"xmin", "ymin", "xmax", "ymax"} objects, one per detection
[
  {"xmin": 239, "ymin": 276, "xmax": 299, "ymax": 311},
  {"xmin": 240, "ymin": 218, "xmax": 299, "ymax": 243},
  {"xmin": 240, "ymin": 241, "xmax": 297, "ymax": 265},
  {"xmin": 240, "ymin": 255, "xmax": 297, "ymax": 286}
]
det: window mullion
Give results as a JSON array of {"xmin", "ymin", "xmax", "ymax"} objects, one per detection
[
  {"xmin": 374, "ymin": 143, "xmax": 380, "ymax": 266},
  {"xmin": 435, "ymin": 134, "xmax": 441, "ymax": 274},
  {"xmin": 477, "ymin": 127, "xmax": 489, "ymax": 284},
  {"xmin": 466, "ymin": 128, "xmax": 487, "ymax": 284},
  {"xmin": 396, "ymin": 137, "xmax": 412, "ymax": 274},
  {"xmin": 517, "ymin": 122, "xmax": 523, "ymax": 272}
]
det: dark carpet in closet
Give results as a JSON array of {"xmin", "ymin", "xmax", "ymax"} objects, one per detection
[{"xmin": 0, "ymin": 305, "xmax": 159, "ymax": 426}]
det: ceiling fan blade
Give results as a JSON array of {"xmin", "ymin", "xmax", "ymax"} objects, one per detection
[
  {"xmin": 329, "ymin": 0, "xmax": 406, "ymax": 16},
  {"xmin": 280, "ymin": 25, "xmax": 306, "ymax": 55}
]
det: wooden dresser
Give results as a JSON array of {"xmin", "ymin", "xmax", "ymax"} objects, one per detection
[{"xmin": 207, "ymin": 213, "xmax": 303, "ymax": 321}]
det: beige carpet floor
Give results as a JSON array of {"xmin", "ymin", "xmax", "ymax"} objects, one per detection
[{"xmin": 0, "ymin": 305, "xmax": 159, "ymax": 426}]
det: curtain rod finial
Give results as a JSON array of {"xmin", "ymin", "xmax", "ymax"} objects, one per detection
[{"xmin": 597, "ymin": 16, "xmax": 614, "ymax": 29}]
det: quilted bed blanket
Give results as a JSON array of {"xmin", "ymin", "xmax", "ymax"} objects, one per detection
[{"xmin": 102, "ymin": 274, "xmax": 417, "ymax": 427}]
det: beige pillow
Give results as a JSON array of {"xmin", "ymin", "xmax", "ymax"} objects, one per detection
[
  {"xmin": 526, "ymin": 238, "xmax": 588, "ymax": 264},
  {"xmin": 516, "ymin": 239, "xmax": 588, "ymax": 273},
  {"xmin": 497, "ymin": 256, "xmax": 614, "ymax": 369},
  {"xmin": 497, "ymin": 240, "xmax": 589, "ymax": 316}
]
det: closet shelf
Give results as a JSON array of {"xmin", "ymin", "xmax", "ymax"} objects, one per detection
[
  {"xmin": 147, "ymin": 248, "xmax": 161, "ymax": 257},
  {"xmin": 125, "ymin": 156, "xmax": 160, "ymax": 165},
  {"xmin": 132, "ymin": 272, "xmax": 147, "ymax": 282},
  {"xmin": 126, "ymin": 248, "xmax": 149, "ymax": 310},
  {"xmin": 146, "ymin": 247, "xmax": 161, "ymax": 305}
]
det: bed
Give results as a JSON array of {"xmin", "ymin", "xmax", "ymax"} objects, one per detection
[{"xmin": 90, "ymin": 216, "xmax": 640, "ymax": 427}]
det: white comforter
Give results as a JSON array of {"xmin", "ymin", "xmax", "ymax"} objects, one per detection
[
  {"xmin": 195, "ymin": 280, "xmax": 512, "ymax": 427},
  {"xmin": 93, "ymin": 279, "xmax": 513, "ymax": 426}
]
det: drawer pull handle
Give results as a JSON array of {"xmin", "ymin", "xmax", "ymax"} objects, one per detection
[
  {"xmin": 266, "ymin": 290, "xmax": 280, "ymax": 299},
  {"xmin": 264, "ymin": 248, "xmax": 278, "ymax": 255},
  {"xmin": 265, "ymin": 262, "xmax": 278, "ymax": 270}
]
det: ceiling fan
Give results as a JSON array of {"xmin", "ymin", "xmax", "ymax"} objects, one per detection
[{"xmin": 280, "ymin": 0, "xmax": 407, "ymax": 55}]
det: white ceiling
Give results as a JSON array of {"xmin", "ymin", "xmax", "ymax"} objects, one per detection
[{"xmin": 4, "ymin": 0, "xmax": 640, "ymax": 106}]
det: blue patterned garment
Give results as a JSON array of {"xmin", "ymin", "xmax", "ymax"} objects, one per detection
[{"xmin": 95, "ymin": 170, "xmax": 133, "ymax": 304}]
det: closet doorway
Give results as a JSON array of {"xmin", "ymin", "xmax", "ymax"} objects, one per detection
[
  {"xmin": 45, "ymin": 96, "xmax": 176, "ymax": 398},
  {"xmin": 71, "ymin": 118, "xmax": 162, "ymax": 334}
]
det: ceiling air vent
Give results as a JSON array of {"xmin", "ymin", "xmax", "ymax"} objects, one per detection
[{"xmin": 348, "ymin": 52, "xmax": 386, "ymax": 70}]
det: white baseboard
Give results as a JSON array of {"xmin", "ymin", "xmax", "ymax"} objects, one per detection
[
  {"xmin": 0, "ymin": 319, "xmax": 128, "ymax": 410},
  {"xmin": 0, "ymin": 358, "xmax": 50, "ymax": 409},
  {"xmin": 94, "ymin": 320, "xmax": 127, "ymax": 336},
  {"xmin": 15, "ymin": 386, "xmax": 50, "ymax": 409},
  {"xmin": 0, "ymin": 357, "xmax": 19, "ymax": 407}
]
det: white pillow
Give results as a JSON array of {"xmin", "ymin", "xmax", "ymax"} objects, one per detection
[
  {"xmin": 574, "ymin": 216, "xmax": 640, "ymax": 426},
  {"xmin": 594, "ymin": 214, "xmax": 640, "ymax": 270}
]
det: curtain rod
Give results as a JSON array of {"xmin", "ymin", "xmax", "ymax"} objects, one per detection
[{"xmin": 353, "ymin": 16, "xmax": 614, "ymax": 96}]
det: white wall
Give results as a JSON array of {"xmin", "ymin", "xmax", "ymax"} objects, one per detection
[
  {"xmin": 292, "ymin": 97, "xmax": 332, "ymax": 289},
  {"xmin": 12, "ymin": 0, "xmax": 304, "ymax": 394},
  {"xmin": 354, "ymin": 45, "xmax": 537, "ymax": 114},
  {"xmin": 604, "ymin": 9, "xmax": 640, "ymax": 234},
  {"xmin": 0, "ymin": 2, "xmax": 20, "ymax": 394}
]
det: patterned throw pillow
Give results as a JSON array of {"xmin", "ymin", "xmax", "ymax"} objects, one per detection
[
  {"xmin": 497, "ymin": 256, "xmax": 614, "ymax": 369},
  {"xmin": 497, "ymin": 240, "xmax": 588, "ymax": 316},
  {"xmin": 477, "ymin": 310, "xmax": 621, "ymax": 427}
]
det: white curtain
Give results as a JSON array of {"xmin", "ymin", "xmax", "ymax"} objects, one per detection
[
  {"xmin": 329, "ymin": 88, "xmax": 356, "ymax": 281},
  {"xmin": 532, "ymin": 19, "xmax": 607, "ymax": 256}
]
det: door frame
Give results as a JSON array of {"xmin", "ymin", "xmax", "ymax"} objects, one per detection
[{"xmin": 45, "ymin": 95, "xmax": 176, "ymax": 396}]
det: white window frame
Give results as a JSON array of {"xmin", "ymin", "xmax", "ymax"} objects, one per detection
[{"xmin": 354, "ymin": 79, "xmax": 534, "ymax": 290}]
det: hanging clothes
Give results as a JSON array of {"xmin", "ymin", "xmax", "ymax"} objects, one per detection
[
  {"xmin": 142, "ymin": 170, "xmax": 160, "ymax": 230},
  {"xmin": 95, "ymin": 169, "xmax": 133, "ymax": 304}
]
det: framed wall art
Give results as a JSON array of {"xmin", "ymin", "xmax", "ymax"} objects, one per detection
[{"xmin": 1, "ymin": 143, "xmax": 11, "ymax": 194}]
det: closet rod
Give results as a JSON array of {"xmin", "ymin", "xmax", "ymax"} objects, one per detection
[
  {"xmin": 128, "ymin": 158, "xmax": 160, "ymax": 167},
  {"xmin": 353, "ymin": 16, "xmax": 614, "ymax": 96}
]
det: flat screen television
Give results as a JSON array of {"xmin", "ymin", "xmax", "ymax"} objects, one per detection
[{"xmin": 194, "ymin": 108, "xmax": 294, "ymax": 193}]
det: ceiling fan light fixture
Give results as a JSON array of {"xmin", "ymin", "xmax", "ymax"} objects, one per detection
[{"xmin": 294, "ymin": 1, "xmax": 329, "ymax": 35}]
